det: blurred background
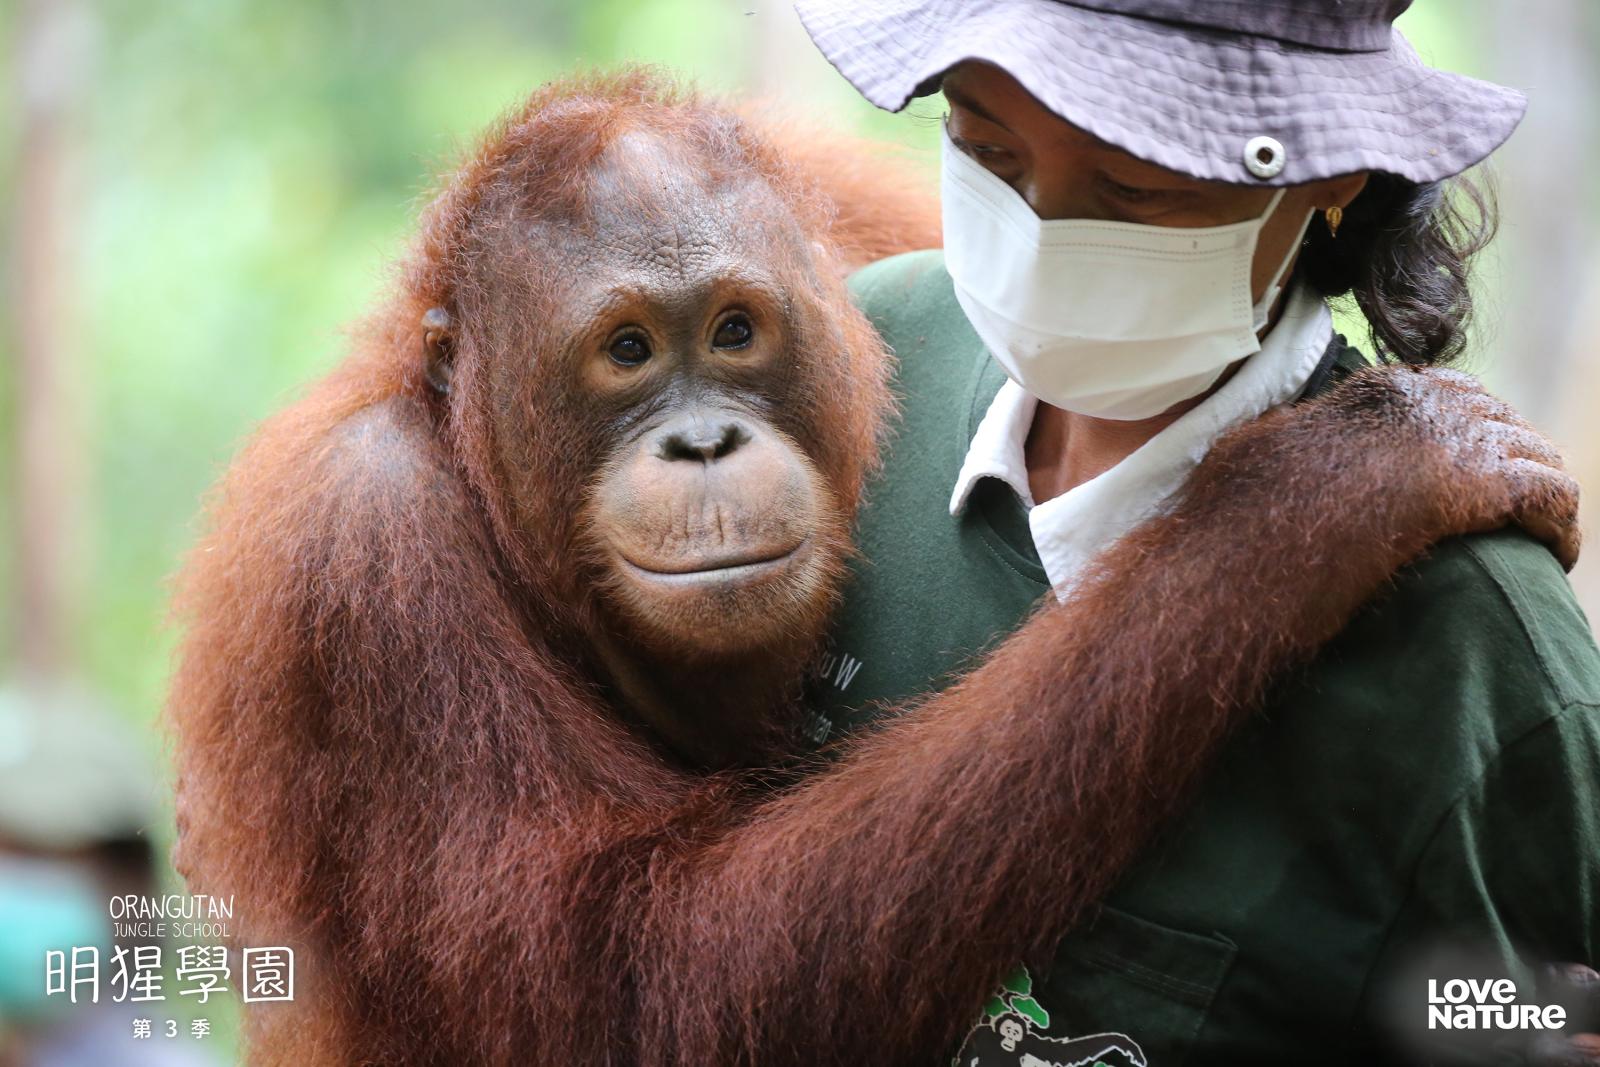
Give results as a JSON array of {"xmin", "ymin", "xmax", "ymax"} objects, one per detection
[{"xmin": 1, "ymin": 1, "xmax": 1597, "ymax": 1062}]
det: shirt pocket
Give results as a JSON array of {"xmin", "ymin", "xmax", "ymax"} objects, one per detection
[{"xmin": 1032, "ymin": 905, "xmax": 1238, "ymax": 1067}]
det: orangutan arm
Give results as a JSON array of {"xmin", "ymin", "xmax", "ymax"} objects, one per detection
[{"xmin": 625, "ymin": 365, "xmax": 1581, "ymax": 1066}]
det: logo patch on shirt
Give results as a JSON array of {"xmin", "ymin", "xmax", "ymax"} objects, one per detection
[
  {"xmin": 816, "ymin": 648, "xmax": 865, "ymax": 692},
  {"xmin": 953, "ymin": 965, "xmax": 1148, "ymax": 1067}
]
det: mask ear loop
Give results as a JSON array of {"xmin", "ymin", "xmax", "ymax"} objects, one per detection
[{"xmin": 1251, "ymin": 189, "xmax": 1317, "ymax": 332}]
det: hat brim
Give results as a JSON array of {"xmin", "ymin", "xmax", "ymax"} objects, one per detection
[{"xmin": 794, "ymin": 0, "xmax": 1526, "ymax": 186}]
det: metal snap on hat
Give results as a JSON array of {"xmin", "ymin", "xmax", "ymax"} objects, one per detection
[{"xmin": 793, "ymin": 0, "xmax": 1527, "ymax": 186}]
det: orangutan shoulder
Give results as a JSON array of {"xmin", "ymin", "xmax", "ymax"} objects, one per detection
[
  {"xmin": 318, "ymin": 396, "xmax": 444, "ymax": 488},
  {"xmin": 292, "ymin": 395, "xmax": 488, "ymax": 566}
]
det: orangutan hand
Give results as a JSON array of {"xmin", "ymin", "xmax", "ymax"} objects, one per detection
[
  {"xmin": 1210, "ymin": 364, "xmax": 1582, "ymax": 572},
  {"xmin": 1346, "ymin": 365, "xmax": 1580, "ymax": 570}
]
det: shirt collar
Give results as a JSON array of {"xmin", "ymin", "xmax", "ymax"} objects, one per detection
[
  {"xmin": 949, "ymin": 280, "xmax": 1336, "ymax": 597},
  {"xmin": 949, "ymin": 370, "xmax": 1040, "ymax": 515}
]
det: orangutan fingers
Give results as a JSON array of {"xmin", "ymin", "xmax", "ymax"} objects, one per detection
[
  {"xmin": 1446, "ymin": 383, "xmax": 1522, "ymax": 421},
  {"xmin": 1419, "ymin": 413, "xmax": 1563, "ymax": 488},
  {"xmin": 1357, "ymin": 366, "xmax": 1530, "ymax": 436},
  {"xmin": 1422, "ymin": 442, "xmax": 1579, "ymax": 571},
  {"xmin": 1479, "ymin": 419, "xmax": 1567, "ymax": 470},
  {"xmin": 1298, "ymin": 365, "xmax": 1581, "ymax": 572},
  {"xmin": 1502, "ymin": 456, "xmax": 1583, "ymax": 572},
  {"xmin": 1457, "ymin": 388, "xmax": 1540, "ymax": 433},
  {"xmin": 1381, "ymin": 368, "xmax": 1581, "ymax": 569},
  {"xmin": 1380, "ymin": 370, "xmax": 1555, "ymax": 460}
]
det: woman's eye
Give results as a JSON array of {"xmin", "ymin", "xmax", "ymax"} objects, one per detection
[
  {"xmin": 957, "ymin": 138, "xmax": 1010, "ymax": 163},
  {"xmin": 608, "ymin": 334, "xmax": 651, "ymax": 366},
  {"xmin": 712, "ymin": 314, "xmax": 753, "ymax": 350},
  {"xmin": 1102, "ymin": 177, "xmax": 1159, "ymax": 203}
]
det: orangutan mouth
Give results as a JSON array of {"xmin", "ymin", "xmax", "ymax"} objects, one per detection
[{"xmin": 619, "ymin": 537, "xmax": 812, "ymax": 586}]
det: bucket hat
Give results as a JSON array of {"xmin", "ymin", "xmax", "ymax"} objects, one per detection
[{"xmin": 793, "ymin": 0, "xmax": 1526, "ymax": 186}]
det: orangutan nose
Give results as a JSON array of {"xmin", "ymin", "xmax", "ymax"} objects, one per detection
[{"xmin": 654, "ymin": 417, "xmax": 751, "ymax": 463}]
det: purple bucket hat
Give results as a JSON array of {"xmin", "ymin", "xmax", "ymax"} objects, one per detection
[{"xmin": 792, "ymin": 0, "xmax": 1527, "ymax": 186}]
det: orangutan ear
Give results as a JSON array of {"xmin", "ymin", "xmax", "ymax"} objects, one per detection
[{"xmin": 422, "ymin": 306, "xmax": 454, "ymax": 395}]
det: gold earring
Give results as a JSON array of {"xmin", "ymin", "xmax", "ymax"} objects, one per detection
[{"xmin": 1325, "ymin": 205, "xmax": 1343, "ymax": 238}]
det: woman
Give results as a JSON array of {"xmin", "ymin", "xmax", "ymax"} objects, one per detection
[{"xmin": 792, "ymin": 0, "xmax": 1600, "ymax": 1063}]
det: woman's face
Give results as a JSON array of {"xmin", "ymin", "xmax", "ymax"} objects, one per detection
[{"xmin": 941, "ymin": 61, "xmax": 1369, "ymax": 308}]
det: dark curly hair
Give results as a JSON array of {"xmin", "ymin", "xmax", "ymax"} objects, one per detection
[{"xmin": 1297, "ymin": 171, "xmax": 1499, "ymax": 367}]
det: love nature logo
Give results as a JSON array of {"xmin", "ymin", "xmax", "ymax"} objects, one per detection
[{"xmin": 1427, "ymin": 977, "xmax": 1567, "ymax": 1031}]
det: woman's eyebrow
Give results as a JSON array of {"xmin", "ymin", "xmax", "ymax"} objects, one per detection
[{"xmin": 943, "ymin": 83, "xmax": 1015, "ymax": 134}]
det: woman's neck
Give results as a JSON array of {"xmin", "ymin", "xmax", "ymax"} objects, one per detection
[{"xmin": 1023, "ymin": 382, "xmax": 1221, "ymax": 503}]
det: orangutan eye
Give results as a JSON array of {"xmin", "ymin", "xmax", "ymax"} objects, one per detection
[
  {"xmin": 608, "ymin": 332, "xmax": 651, "ymax": 367},
  {"xmin": 712, "ymin": 313, "xmax": 754, "ymax": 351}
]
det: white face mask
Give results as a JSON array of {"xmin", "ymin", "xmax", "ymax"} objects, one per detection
[{"xmin": 940, "ymin": 125, "xmax": 1315, "ymax": 421}]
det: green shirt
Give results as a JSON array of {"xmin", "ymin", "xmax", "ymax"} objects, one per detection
[{"xmin": 807, "ymin": 250, "xmax": 1600, "ymax": 1066}]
